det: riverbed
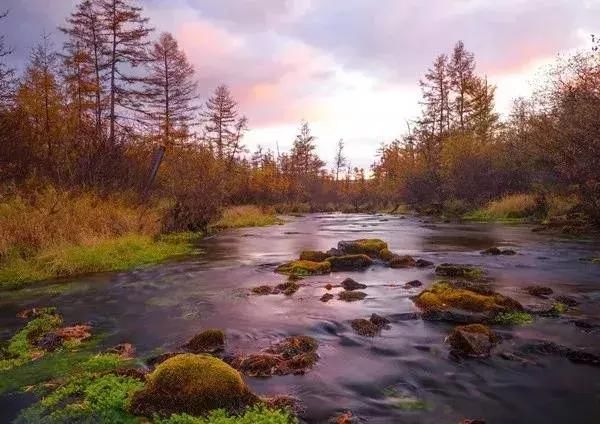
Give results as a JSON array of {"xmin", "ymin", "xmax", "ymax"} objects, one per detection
[{"xmin": 1, "ymin": 213, "xmax": 599, "ymax": 423}]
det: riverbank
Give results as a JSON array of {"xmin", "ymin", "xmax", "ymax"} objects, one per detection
[{"xmin": 0, "ymin": 191, "xmax": 282, "ymax": 291}]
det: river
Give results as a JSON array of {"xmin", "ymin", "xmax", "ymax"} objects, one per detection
[{"xmin": 1, "ymin": 213, "xmax": 599, "ymax": 423}]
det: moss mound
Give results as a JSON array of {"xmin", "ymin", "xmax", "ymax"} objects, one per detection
[
  {"xmin": 299, "ymin": 250, "xmax": 330, "ymax": 262},
  {"xmin": 275, "ymin": 260, "xmax": 331, "ymax": 276},
  {"xmin": 413, "ymin": 282, "xmax": 522, "ymax": 314},
  {"xmin": 435, "ymin": 263, "xmax": 484, "ymax": 280},
  {"xmin": 378, "ymin": 248, "xmax": 395, "ymax": 261},
  {"xmin": 184, "ymin": 329, "xmax": 225, "ymax": 353},
  {"xmin": 446, "ymin": 324, "xmax": 498, "ymax": 356},
  {"xmin": 130, "ymin": 354, "xmax": 257, "ymax": 417},
  {"xmin": 326, "ymin": 254, "xmax": 373, "ymax": 271}
]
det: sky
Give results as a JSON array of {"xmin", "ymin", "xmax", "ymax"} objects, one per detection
[{"xmin": 1, "ymin": 0, "xmax": 598, "ymax": 169}]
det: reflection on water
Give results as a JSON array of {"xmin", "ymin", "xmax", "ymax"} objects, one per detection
[{"xmin": 1, "ymin": 213, "xmax": 600, "ymax": 423}]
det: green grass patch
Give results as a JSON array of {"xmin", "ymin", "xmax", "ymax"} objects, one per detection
[
  {"xmin": 213, "ymin": 206, "xmax": 283, "ymax": 229},
  {"xmin": 493, "ymin": 311, "xmax": 534, "ymax": 325},
  {"xmin": 157, "ymin": 406, "xmax": 298, "ymax": 424},
  {"xmin": 0, "ymin": 233, "xmax": 198, "ymax": 290}
]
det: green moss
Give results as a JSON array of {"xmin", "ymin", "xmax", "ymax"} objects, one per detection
[
  {"xmin": 0, "ymin": 234, "xmax": 196, "ymax": 290},
  {"xmin": 16, "ymin": 373, "xmax": 144, "ymax": 424},
  {"xmin": 378, "ymin": 248, "xmax": 395, "ymax": 261},
  {"xmin": 338, "ymin": 239, "xmax": 388, "ymax": 256},
  {"xmin": 156, "ymin": 406, "xmax": 297, "ymax": 424},
  {"xmin": 493, "ymin": 311, "xmax": 534, "ymax": 325},
  {"xmin": 413, "ymin": 282, "xmax": 522, "ymax": 313},
  {"xmin": 435, "ymin": 263, "xmax": 484, "ymax": 280},
  {"xmin": 548, "ymin": 302, "xmax": 568, "ymax": 316},
  {"xmin": 298, "ymin": 250, "xmax": 329, "ymax": 262},
  {"xmin": 382, "ymin": 387, "xmax": 429, "ymax": 411},
  {"xmin": 130, "ymin": 354, "xmax": 257, "ymax": 417},
  {"xmin": 0, "ymin": 310, "xmax": 63, "ymax": 371},
  {"xmin": 275, "ymin": 260, "xmax": 331, "ymax": 276}
]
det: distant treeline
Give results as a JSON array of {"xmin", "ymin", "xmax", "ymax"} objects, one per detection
[{"xmin": 0, "ymin": 2, "xmax": 599, "ymax": 229}]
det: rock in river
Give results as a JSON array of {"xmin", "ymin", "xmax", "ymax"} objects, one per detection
[
  {"xmin": 184, "ymin": 329, "xmax": 225, "ymax": 353},
  {"xmin": 341, "ymin": 278, "xmax": 367, "ymax": 291},
  {"xmin": 446, "ymin": 324, "xmax": 498, "ymax": 357}
]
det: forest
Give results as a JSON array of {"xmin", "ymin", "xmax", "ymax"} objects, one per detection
[{"xmin": 0, "ymin": 1, "xmax": 600, "ymax": 424}]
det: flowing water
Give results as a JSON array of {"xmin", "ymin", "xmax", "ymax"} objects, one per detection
[{"xmin": 1, "ymin": 214, "xmax": 600, "ymax": 423}]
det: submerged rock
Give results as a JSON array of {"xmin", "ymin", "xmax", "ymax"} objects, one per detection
[
  {"xmin": 524, "ymin": 285, "xmax": 554, "ymax": 297},
  {"xmin": 389, "ymin": 255, "xmax": 417, "ymax": 268},
  {"xmin": 350, "ymin": 314, "xmax": 390, "ymax": 337},
  {"xmin": 415, "ymin": 259, "xmax": 434, "ymax": 268},
  {"xmin": 320, "ymin": 293, "xmax": 334, "ymax": 303},
  {"xmin": 184, "ymin": 329, "xmax": 225, "ymax": 354},
  {"xmin": 130, "ymin": 354, "xmax": 258, "ymax": 417},
  {"xmin": 404, "ymin": 280, "xmax": 423, "ymax": 289},
  {"xmin": 481, "ymin": 247, "xmax": 516, "ymax": 255},
  {"xmin": 251, "ymin": 285, "xmax": 275, "ymax": 295},
  {"xmin": 435, "ymin": 263, "xmax": 484, "ymax": 279},
  {"xmin": 338, "ymin": 291, "xmax": 367, "ymax": 302},
  {"xmin": 446, "ymin": 324, "xmax": 498, "ymax": 357},
  {"xmin": 554, "ymin": 295, "xmax": 578, "ymax": 307},
  {"xmin": 520, "ymin": 341, "xmax": 600, "ymax": 367},
  {"xmin": 341, "ymin": 278, "xmax": 367, "ymax": 291},
  {"xmin": 275, "ymin": 281, "xmax": 300, "ymax": 295},
  {"xmin": 330, "ymin": 411, "xmax": 358, "ymax": 424},
  {"xmin": 327, "ymin": 254, "xmax": 373, "ymax": 271}
]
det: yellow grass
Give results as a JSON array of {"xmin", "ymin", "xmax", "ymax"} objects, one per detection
[{"xmin": 213, "ymin": 205, "xmax": 282, "ymax": 229}]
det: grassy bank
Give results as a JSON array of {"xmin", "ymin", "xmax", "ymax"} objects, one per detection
[
  {"xmin": 213, "ymin": 205, "xmax": 283, "ymax": 229},
  {"xmin": 463, "ymin": 193, "xmax": 577, "ymax": 223},
  {"xmin": 0, "ymin": 189, "xmax": 281, "ymax": 290}
]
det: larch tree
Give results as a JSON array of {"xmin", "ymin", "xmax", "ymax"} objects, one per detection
[
  {"xmin": 419, "ymin": 53, "xmax": 451, "ymax": 138},
  {"xmin": 290, "ymin": 121, "xmax": 324, "ymax": 177},
  {"xmin": 61, "ymin": 0, "xmax": 107, "ymax": 138},
  {"xmin": 142, "ymin": 32, "xmax": 197, "ymax": 148},
  {"xmin": 448, "ymin": 40, "xmax": 476, "ymax": 130},
  {"xmin": 99, "ymin": 0, "xmax": 152, "ymax": 146},
  {"xmin": 202, "ymin": 85, "xmax": 247, "ymax": 160}
]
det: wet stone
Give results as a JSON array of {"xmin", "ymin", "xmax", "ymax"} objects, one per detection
[
  {"xmin": 415, "ymin": 259, "xmax": 434, "ymax": 268},
  {"xmin": 320, "ymin": 293, "xmax": 334, "ymax": 303},
  {"xmin": 341, "ymin": 278, "xmax": 367, "ymax": 291},
  {"xmin": 525, "ymin": 285, "xmax": 554, "ymax": 297},
  {"xmin": 404, "ymin": 280, "xmax": 423, "ymax": 288}
]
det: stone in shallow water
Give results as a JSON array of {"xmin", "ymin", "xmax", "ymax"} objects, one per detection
[
  {"xmin": 446, "ymin": 324, "xmax": 498, "ymax": 357},
  {"xmin": 341, "ymin": 278, "xmax": 367, "ymax": 291},
  {"xmin": 327, "ymin": 254, "xmax": 373, "ymax": 271},
  {"xmin": 415, "ymin": 259, "xmax": 434, "ymax": 268},
  {"xmin": 184, "ymin": 329, "xmax": 225, "ymax": 353},
  {"xmin": 404, "ymin": 280, "xmax": 423, "ymax": 288},
  {"xmin": 524, "ymin": 285, "xmax": 554, "ymax": 297},
  {"xmin": 320, "ymin": 293, "xmax": 334, "ymax": 303},
  {"xmin": 389, "ymin": 255, "xmax": 416, "ymax": 268},
  {"xmin": 338, "ymin": 291, "xmax": 367, "ymax": 302}
]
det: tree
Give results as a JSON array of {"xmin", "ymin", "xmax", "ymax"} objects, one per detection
[
  {"xmin": 99, "ymin": 0, "xmax": 152, "ymax": 145},
  {"xmin": 61, "ymin": 0, "xmax": 107, "ymax": 137},
  {"xmin": 142, "ymin": 32, "xmax": 197, "ymax": 148},
  {"xmin": 333, "ymin": 138, "xmax": 347, "ymax": 181},
  {"xmin": 290, "ymin": 121, "xmax": 324, "ymax": 177},
  {"xmin": 202, "ymin": 85, "xmax": 247, "ymax": 160},
  {"xmin": 419, "ymin": 54, "xmax": 451, "ymax": 138},
  {"xmin": 449, "ymin": 41, "xmax": 476, "ymax": 130},
  {"xmin": 467, "ymin": 76, "xmax": 498, "ymax": 139},
  {"xmin": 0, "ymin": 10, "xmax": 16, "ymax": 108}
]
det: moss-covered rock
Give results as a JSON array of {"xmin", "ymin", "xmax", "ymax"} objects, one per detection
[
  {"xmin": 446, "ymin": 324, "xmax": 498, "ymax": 357},
  {"xmin": 130, "ymin": 354, "xmax": 257, "ymax": 417},
  {"xmin": 351, "ymin": 314, "xmax": 391, "ymax": 337},
  {"xmin": 275, "ymin": 260, "xmax": 331, "ymax": 276},
  {"xmin": 404, "ymin": 280, "xmax": 422, "ymax": 289},
  {"xmin": 435, "ymin": 263, "xmax": 484, "ymax": 279},
  {"xmin": 337, "ymin": 239, "xmax": 388, "ymax": 257},
  {"xmin": 184, "ymin": 329, "xmax": 225, "ymax": 353},
  {"xmin": 413, "ymin": 281, "xmax": 522, "ymax": 321},
  {"xmin": 378, "ymin": 248, "xmax": 395, "ymax": 261},
  {"xmin": 326, "ymin": 254, "xmax": 373, "ymax": 271},
  {"xmin": 299, "ymin": 250, "xmax": 330, "ymax": 262},
  {"xmin": 233, "ymin": 336, "xmax": 319, "ymax": 377},
  {"xmin": 338, "ymin": 291, "xmax": 367, "ymax": 302},
  {"xmin": 387, "ymin": 255, "xmax": 415, "ymax": 268},
  {"xmin": 275, "ymin": 281, "xmax": 300, "ymax": 296},
  {"xmin": 415, "ymin": 259, "xmax": 434, "ymax": 268}
]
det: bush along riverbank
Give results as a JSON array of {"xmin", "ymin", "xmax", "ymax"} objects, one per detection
[{"xmin": 0, "ymin": 189, "xmax": 282, "ymax": 291}]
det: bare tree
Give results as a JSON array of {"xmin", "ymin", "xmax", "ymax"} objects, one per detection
[
  {"xmin": 0, "ymin": 10, "xmax": 16, "ymax": 108},
  {"xmin": 334, "ymin": 138, "xmax": 347, "ymax": 181}
]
